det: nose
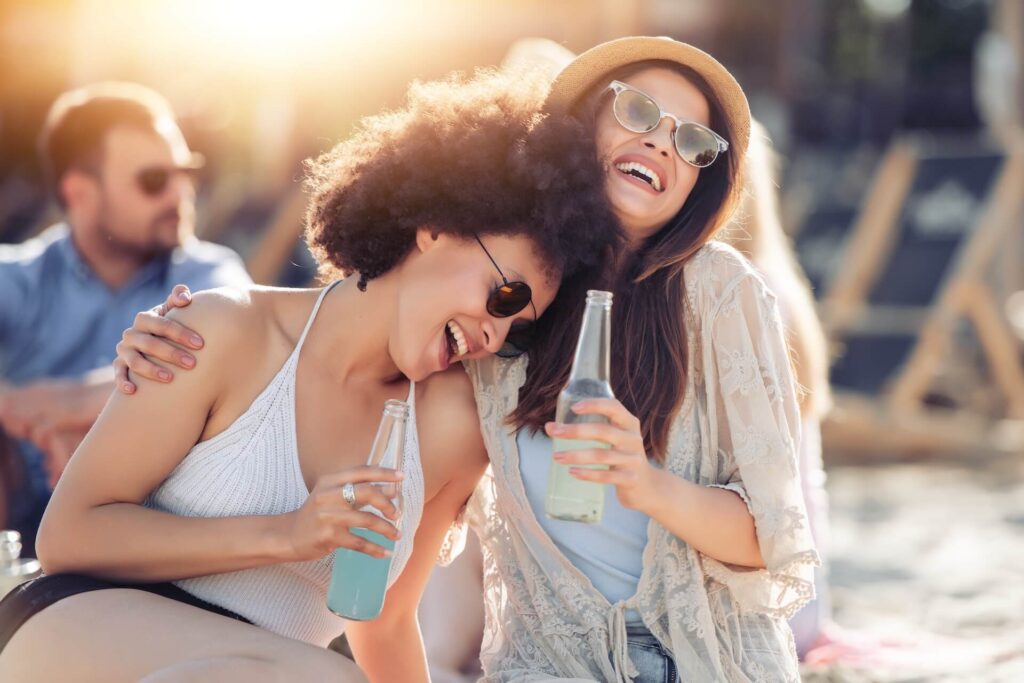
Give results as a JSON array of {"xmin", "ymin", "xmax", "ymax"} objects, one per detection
[
  {"xmin": 642, "ymin": 119, "xmax": 673, "ymax": 159},
  {"xmin": 479, "ymin": 320, "xmax": 504, "ymax": 355}
]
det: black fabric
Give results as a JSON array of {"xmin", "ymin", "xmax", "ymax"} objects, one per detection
[{"xmin": 0, "ymin": 573, "xmax": 252, "ymax": 654}]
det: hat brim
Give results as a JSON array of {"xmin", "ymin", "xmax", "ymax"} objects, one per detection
[{"xmin": 543, "ymin": 36, "xmax": 750, "ymax": 161}]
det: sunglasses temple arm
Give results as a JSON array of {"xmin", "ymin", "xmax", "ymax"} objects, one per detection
[{"xmin": 474, "ymin": 233, "xmax": 510, "ymax": 284}]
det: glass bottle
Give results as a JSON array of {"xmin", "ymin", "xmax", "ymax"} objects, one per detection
[
  {"xmin": 0, "ymin": 530, "xmax": 41, "ymax": 598},
  {"xmin": 546, "ymin": 290, "xmax": 615, "ymax": 523},
  {"xmin": 327, "ymin": 399, "xmax": 408, "ymax": 620}
]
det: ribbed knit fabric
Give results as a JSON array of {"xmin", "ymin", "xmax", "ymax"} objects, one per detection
[{"xmin": 145, "ymin": 283, "xmax": 424, "ymax": 646}]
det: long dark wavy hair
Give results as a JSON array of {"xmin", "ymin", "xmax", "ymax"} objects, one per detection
[{"xmin": 512, "ymin": 61, "xmax": 744, "ymax": 462}]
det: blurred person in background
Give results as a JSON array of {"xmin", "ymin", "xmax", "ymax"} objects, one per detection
[
  {"xmin": 115, "ymin": 38, "xmax": 819, "ymax": 682},
  {"xmin": 721, "ymin": 120, "xmax": 835, "ymax": 661},
  {"xmin": 0, "ymin": 83, "xmax": 250, "ymax": 554}
]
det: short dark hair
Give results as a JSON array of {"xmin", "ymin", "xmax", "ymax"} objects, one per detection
[
  {"xmin": 38, "ymin": 82, "xmax": 176, "ymax": 207},
  {"xmin": 303, "ymin": 68, "xmax": 621, "ymax": 287}
]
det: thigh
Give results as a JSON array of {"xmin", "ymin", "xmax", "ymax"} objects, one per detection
[{"xmin": 0, "ymin": 588, "xmax": 364, "ymax": 683}]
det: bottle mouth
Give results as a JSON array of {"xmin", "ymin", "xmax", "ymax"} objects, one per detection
[
  {"xmin": 383, "ymin": 399, "xmax": 410, "ymax": 419},
  {"xmin": 585, "ymin": 290, "xmax": 613, "ymax": 306}
]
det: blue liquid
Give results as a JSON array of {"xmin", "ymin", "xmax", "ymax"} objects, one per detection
[{"xmin": 326, "ymin": 528, "xmax": 395, "ymax": 620}]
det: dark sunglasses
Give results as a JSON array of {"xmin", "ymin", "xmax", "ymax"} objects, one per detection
[
  {"xmin": 606, "ymin": 80, "xmax": 729, "ymax": 168},
  {"xmin": 135, "ymin": 165, "xmax": 201, "ymax": 197},
  {"xmin": 473, "ymin": 233, "xmax": 537, "ymax": 358}
]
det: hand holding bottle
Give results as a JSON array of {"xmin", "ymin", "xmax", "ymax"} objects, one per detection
[
  {"xmin": 285, "ymin": 466, "xmax": 404, "ymax": 562},
  {"xmin": 547, "ymin": 398, "xmax": 663, "ymax": 515}
]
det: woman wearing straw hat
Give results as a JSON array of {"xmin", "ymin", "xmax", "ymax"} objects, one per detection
[{"xmin": 114, "ymin": 37, "xmax": 818, "ymax": 682}]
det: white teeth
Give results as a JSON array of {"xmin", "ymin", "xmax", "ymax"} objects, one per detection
[
  {"xmin": 614, "ymin": 161, "xmax": 662, "ymax": 191},
  {"xmin": 446, "ymin": 321, "xmax": 469, "ymax": 357}
]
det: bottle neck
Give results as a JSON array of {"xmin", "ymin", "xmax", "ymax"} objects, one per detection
[
  {"xmin": 367, "ymin": 401, "xmax": 409, "ymax": 471},
  {"xmin": 568, "ymin": 299, "xmax": 611, "ymax": 384}
]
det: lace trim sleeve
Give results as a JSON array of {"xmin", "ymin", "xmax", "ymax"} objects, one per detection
[{"xmin": 702, "ymin": 272, "xmax": 820, "ymax": 619}]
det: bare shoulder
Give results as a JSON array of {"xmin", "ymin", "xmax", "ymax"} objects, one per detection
[
  {"xmin": 167, "ymin": 285, "xmax": 323, "ymax": 360},
  {"xmin": 165, "ymin": 286, "xmax": 263, "ymax": 346},
  {"xmin": 415, "ymin": 366, "xmax": 488, "ymax": 496}
]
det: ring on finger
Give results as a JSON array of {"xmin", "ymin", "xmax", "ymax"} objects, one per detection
[{"xmin": 341, "ymin": 482, "xmax": 357, "ymax": 506}]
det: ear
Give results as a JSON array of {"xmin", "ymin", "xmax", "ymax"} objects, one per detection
[
  {"xmin": 414, "ymin": 226, "xmax": 442, "ymax": 253},
  {"xmin": 61, "ymin": 170, "xmax": 99, "ymax": 214}
]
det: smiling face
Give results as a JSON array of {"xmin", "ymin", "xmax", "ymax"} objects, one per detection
[
  {"xmin": 595, "ymin": 66, "xmax": 712, "ymax": 242},
  {"xmin": 390, "ymin": 229, "xmax": 559, "ymax": 381}
]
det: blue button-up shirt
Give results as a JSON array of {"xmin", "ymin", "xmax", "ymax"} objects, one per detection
[
  {"xmin": 1, "ymin": 223, "xmax": 251, "ymax": 382},
  {"xmin": 0, "ymin": 223, "xmax": 252, "ymax": 513}
]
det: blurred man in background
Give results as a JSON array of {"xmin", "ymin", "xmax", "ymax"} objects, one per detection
[{"xmin": 0, "ymin": 82, "xmax": 251, "ymax": 554}]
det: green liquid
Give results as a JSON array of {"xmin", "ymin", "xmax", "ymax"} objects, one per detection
[
  {"xmin": 326, "ymin": 528, "xmax": 395, "ymax": 620},
  {"xmin": 545, "ymin": 438, "xmax": 609, "ymax": 523}
]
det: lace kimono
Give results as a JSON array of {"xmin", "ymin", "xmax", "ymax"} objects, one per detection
[{"xmin": 463, "ymin": 242, "xmax": 820, "ymax": 682}]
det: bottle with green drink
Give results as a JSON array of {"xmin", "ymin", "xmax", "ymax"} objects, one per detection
[
  {"xmin": 327, "ymin": 399, "xmax": 408, "ymax": 620},
  {"xmin": 546, "ymin": 290, "xmax": 614, "ymax": 523}
]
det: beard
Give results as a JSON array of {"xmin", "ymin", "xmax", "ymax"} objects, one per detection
[{"xmin": 96, "ymin": 205, "xmax": 190, "ymax": 263}]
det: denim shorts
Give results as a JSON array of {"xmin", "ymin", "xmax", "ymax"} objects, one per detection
[{"xmin": 625, "ymin": 625, "xmax": 678, "ymax": 683}]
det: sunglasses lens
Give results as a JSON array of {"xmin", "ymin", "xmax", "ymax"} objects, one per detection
[
  {"xmin": 497, "ymin": 322, "xmax": 535, "ymax": 358},
  {"xmin": 487, "ymin": 282, "xmax": 532, "ymax": 318},
  {"xmin": 675, "ymin": 123, "xmax": 719, "ymax": 168},
  {"xmin": 613, "ymin": 89, "xmax": 660, "ymax": 133},
  {"xmin": 137, "ymin": 169, "xmax": 170, "ymax": 196}
]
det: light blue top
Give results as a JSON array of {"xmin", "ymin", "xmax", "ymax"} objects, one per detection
[
  {"xmin": 0, "ymin": 223, "xmax": 251, "ymax": 502},
  {"xmin": 517, "ymin": 427, "xmax": 649, "ymax": 624}
]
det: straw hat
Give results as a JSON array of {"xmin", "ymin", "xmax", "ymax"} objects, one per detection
[{"xmin": 543, "ymin": 36, "xmax": 751, "ymax": 161}]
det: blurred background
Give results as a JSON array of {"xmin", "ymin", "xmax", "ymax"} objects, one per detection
[{"xmin": 2, "ymin": 0, "xmax": 1023, "ymax": 680}]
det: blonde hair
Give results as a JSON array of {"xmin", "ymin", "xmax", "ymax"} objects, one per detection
[{"xmin": 723, "ymin": 121, "xmax": 832, "ymax": 417}]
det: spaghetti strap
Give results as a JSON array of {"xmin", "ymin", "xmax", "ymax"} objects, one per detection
[{"xmin": 293, "ymin": 281, "xmax": 342, "ymax": 352}]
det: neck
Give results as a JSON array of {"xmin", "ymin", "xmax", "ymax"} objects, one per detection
[
  {"xmin": 70, "ymin": 224, "xmax": 151, "ymax": 289},
  {"xmin": 306, "ymin": 273, "xmax": 405, "ymax": 388}
]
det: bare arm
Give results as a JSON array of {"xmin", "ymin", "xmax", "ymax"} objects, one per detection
[
  {"xmin": 39, "ymin": 290, "xmax": 402, "ymax": 581},
  {"xmin": 347, "ymin": 378, "xmax": 489, "ymax": 683},
  {"xmin": 549, "ymin": 401, "xmax": 764, "ymax": 568}
]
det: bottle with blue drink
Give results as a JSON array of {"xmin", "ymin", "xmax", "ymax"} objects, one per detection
[
  {"xmin": 546, "ymin": 290, "xmax": 615, "ymax": 523},
  {"xmin": 327, "ymin": 399, "xmax": 408, "ymax": 620}
]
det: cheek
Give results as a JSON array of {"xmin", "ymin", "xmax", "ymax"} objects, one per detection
[
  {"xmin": 667, "ymin": 166, "xmax": 700, "ymax": 212},
  {"xmin": 594, "ymin": 114, "xmax": 628, "ymax": 160}
]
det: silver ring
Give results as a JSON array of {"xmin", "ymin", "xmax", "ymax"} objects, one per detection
[{"xmin": 341, "ymin": 483, "xmax": 357, "ymax": 506}]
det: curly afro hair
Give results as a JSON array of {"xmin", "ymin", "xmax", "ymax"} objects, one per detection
[{"xmin": 304, "ymin": 68, "xmax": 622, "ymax": 290}]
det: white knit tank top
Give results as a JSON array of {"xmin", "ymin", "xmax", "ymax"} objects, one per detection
[{"xmin": 146, "ymin": 283, "xmax": 425, "ymax": 646}]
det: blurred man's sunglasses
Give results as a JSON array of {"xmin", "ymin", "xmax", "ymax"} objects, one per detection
[{"xmin": 135, "ymin": 159, "xmax": 204, "ymax": 197}]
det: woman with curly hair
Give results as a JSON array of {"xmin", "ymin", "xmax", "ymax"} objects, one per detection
[
  {"xmin": 0, "ymin": 70, "xmax": 619, "ymax": 682},
  {"xmin": 110, "ymin": 37, "xmax": 820, "ymax": 682}
]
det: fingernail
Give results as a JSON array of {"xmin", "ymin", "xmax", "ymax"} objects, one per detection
[
  {"xmin": 178, "ymin": 292, "xmax": 191, "ymax": 302},
  {"xmin": 549, "ymin": 423, "xmax": 565, "ymax": 435},
  {"xmin": 190, "ymin": 335, "xmax": 203, "ymax": 348},
  {"xmin": 571, "ymin": 402, "xmax": 586, "ymax": 413},
  {"xmin": 553, "ymin": 453, "xmax": 565, "ymax": 462},
  {"xmin": 122, "ymin": 382, "xmax": 134, "ymax": 393},
  {"xmin": 158, "ymin": 370, "xmax": 172, "ymax": 381},
  {"xmin": 181, "ymin": 355, "xmax": 195, "ymax": 368}
]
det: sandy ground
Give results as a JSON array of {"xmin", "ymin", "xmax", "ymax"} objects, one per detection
[{"xmin": 802, "ymin": 455, "xmax": 1024, "ymax": 682}]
